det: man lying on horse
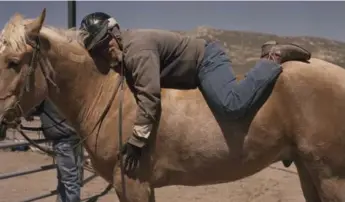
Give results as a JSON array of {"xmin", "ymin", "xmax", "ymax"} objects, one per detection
[{"xmin": 79, "ymin": 12, "xmax": 311, "ymax": 172}]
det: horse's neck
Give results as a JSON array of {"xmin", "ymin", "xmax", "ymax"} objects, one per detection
[{"xmin": 45, "ymin": 41, "xmax": 119, "ymax": 138}]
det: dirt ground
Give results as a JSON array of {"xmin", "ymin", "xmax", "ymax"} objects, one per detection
[{"xmin": 0, "ymin": 150, "xmax": 304, "ymax": 202}]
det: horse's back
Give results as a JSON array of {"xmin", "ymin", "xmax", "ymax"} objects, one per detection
[
  {"xmin": 281, "ymin": 58, "xmax": 345, "ymax": 85},
  {"xmin": 272, "ymin": 58, "xmax": 345, "ymax": 105}
]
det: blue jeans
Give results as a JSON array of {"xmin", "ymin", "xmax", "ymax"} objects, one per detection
[
  {"xmin": 53, "ymin": 139, "xmax": 82, "ymax": 202},
  {"xmin": 198, "ymin": 41, "xmax": 282, "ymax": 119}
]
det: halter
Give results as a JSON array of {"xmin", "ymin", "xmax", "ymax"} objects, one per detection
[
  {"xmin": 1, "ymin": 35, "xmax": 43, "ymax": 126},
  {"xmin": 0, "ymin": 34, "xmax": 58, "ymax": 155}
]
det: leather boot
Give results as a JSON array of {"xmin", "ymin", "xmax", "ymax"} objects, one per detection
[{"xmin": 261, "ymin": 40, "xmax": 311, "ymax": 64}]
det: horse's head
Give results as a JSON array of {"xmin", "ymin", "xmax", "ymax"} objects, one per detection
[{"xmin": 0, "ymin": 9, "xmax": 49, "ymax": 126}]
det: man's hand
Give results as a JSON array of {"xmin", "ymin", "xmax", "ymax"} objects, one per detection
[
  {"xmin": 119, "ymin": 124, "xmax": 151, "ymax": 175},
  {"xmin": 121, "ymin": 141, "xmax": 142, "ymax": 174}
]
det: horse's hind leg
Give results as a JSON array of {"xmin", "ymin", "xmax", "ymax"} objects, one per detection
[
  {"xmin": 113, "ymin": 167, "xmax": 155, "ymax": 202},
  {"xmin": 297, "ymin": 152, "xmax": 345, "ymax": 201},
  {"xmin": 294, "ymin": 158, "xmax": 322, "ymax": 202},
  {"xmin": 317, "ymin": 177, "xmax": 345, "ymax": 202}
]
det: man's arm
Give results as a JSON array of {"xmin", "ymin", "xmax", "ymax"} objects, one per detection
[{"xmin": 125, "ymin": 50, "xmax": 161, "ymax": 148}]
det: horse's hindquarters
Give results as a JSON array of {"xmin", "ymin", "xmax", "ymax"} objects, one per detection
[{"xmin": 280, "ymin": 59, "xmax": 345, "ymax": 201}]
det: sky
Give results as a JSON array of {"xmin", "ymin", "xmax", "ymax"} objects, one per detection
[{"xmin": 0, "ymin": 1, "xmax": 344, "ymax": 42}]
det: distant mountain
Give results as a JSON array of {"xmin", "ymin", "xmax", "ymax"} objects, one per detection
[{"xmin": 178, "ymin": 26, "xmax": 345, "ymax": 74}]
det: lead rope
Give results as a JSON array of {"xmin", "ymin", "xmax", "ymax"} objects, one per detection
[
  {"xmin": 25, "ymin": 40, "xmax": 39, "ymax": 92},
  {"xmin": 118, "ymin": 56, "xmax": 127, "ymax": 201}
]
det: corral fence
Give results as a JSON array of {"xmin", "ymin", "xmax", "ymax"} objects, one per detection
[{"xmin": 0, "ymin": 117, "xmax": 112, "ymax": 202}]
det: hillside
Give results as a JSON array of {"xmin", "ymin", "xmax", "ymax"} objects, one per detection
[{"xmin": 178, "ymin": 26, "xmax": 345, "ymax": 74}]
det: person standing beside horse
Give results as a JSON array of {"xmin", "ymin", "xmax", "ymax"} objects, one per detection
[
  {"xmin": 79, "ymin": 12, "xmax": 311, "ymax": 173},
  {"xmin": 27, "ymin": 100, "xmax": 82, "ymax": 202}
]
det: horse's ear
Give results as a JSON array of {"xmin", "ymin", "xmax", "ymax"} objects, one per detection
[{"xmin": 25, "ymin": 8, "xmax": 46, "ymax": 35}]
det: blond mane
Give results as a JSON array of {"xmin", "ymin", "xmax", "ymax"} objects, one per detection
[
  {"xmin": 0, "ymin": 13, "xmax": 88, "ymax": 54},
  {"xmin": 0, "ymin": 12, "xmax": 93, "ymax": 90},
  {"xmin": 0, "ymin": 13, "xmax": 27, "ymax": 54}
]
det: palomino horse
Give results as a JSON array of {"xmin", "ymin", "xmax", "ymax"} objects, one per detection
[{"xmin": 0, "ymin": 9, "xmax": 345, "ymax": 202}]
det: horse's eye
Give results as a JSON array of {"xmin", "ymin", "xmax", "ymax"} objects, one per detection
[
  {"xmin": 7, "ymin": 58, "xmax": 21, "ymax": 72},
  {"xmin": 8, "ymin": 58, "xmax": 20, "ymax": 68},
  {"xmin": 9, "ymin": 61, "xmax": 19, "ymax": 66}
]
